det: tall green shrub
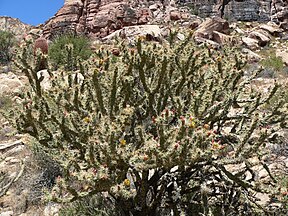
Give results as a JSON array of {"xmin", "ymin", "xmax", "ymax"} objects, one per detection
[
  {"xmin": 11, "ymin": 35, "xmax": 288, "ymax": 215},
  {"xmin": 0, "ymin": 30, "xmax": 16, "ymax": 64},
  {"xmin": 48, "ymin": 34, "xmax": 92, "ymax": 71}
]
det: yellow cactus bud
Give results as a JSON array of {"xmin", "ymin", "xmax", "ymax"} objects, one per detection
[
  {"xmin": 211, "ymin": 142, "xmax": 220, "ymax": 149},
  {"xmin": 120, "ymin": 139, "xmax": 126, "ymax": 147},
  {"xmin": 99, "ymin": 59, "xmax": 104, "ymax": 65},
  {"xmin": 124, "ymin": 179, "xmax": 130, "ymax": 187},
  {"xmin": 83, "ymin": 117, "xmax": 90, "ymax": 123},
  {"xmin": 189, "ymin": 121, "xmax": 196, "ymax": 128}
]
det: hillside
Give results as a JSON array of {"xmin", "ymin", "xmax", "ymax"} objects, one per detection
[{"xmin": 0, "ymin": 16, "xmax": 32, "ymax": 39}]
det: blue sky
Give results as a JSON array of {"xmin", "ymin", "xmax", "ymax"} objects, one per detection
[{"xmin": 0, "ymin": 0, "xmax": 64, "ymax": 26}]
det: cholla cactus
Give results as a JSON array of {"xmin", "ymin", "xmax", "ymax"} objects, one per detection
[
  {"xmin": 33, "ymin": 37, "xmax": 48, "ymax": 70},
  {"xmin": 11, "ymin": 34, "xmax": 287, "ymax": 215},
  {"xmin": 34, "ymin": 37, "xmax": 48, "ymax": 55}
]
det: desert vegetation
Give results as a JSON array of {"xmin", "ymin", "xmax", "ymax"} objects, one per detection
[
  {"xmin": 0, "ymin": 30, "xmax": 16, "ymax": 65},
  {"xmin": 1, "ymin": 31, "xmax": 285, "ymax": 215},
  {"xmin": 48, "ymin": 34, "xmax": 93, "ymax": 71}
]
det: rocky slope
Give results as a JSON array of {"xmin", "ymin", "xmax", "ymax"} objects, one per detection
[
  {"xmin": 43, "ymin": 0, "xmax": 180, "ymax": 38},
  {"xmin": 42, "ymin": 0, "xmax": 288, "ymax": 39},
  {"xmin": 0, "ymin": 17, "xmax": 32, "ymax": 39}
]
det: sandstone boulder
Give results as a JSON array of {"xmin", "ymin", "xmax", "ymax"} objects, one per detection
[
  {"xmin": 249, "ymin": 29, "xmax": 271, "ymax": 47},
  {"xmin": 193, "ymin": 37, "xmax": 220, "ymax": 49},
  {"xmin": 0, "ymin": 73, "xmax": 24, "ymax": 96},
  {"xmin": 242, "ymin": 37, "xmax": 259, "ymax": 50},
  {"xmin": 259, "ymin": 23, "xmax": 283, "ymax": 36},
  {"xmin": 189, "ymin": 17, "xmax": 202, "ymax": 30},
  {"xmin": 43, "ymin": 0, "xmax": 84, "ymax": 38},
  {"xmin": 170, "ymin": 11, "xmax": 181, "ymax": 21},
  {"xmin": 242, "ymin": 48, "xmax": 262, "ymax": 63},
  {"xmin": 276, "ymin": 49, "xmax": 288, "ymax": 65},
  {"xmin": 103, "ymin": 25, "xmax": 162, "ymax": 42},
  {"xmin": 280, "ymin": 20, "xmax": 288, "ymax": 31},
  {"xmin": 212, "ymin": 31, "xmax": 234, "ymax": 45},
  {"xmin": 0, "ymin": 211, "xmax": 14, "ymax": 216},
  {"xmin": 193, "ymin": 17, "xmax": 230, "ymax": 41}
]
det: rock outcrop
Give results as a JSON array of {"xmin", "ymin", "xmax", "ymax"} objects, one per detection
[
  {"xmin": 42, "ymin": 0, "xmax": 288, "ymax": 40},
  {"xmin": 181, "ymin": 0, "xmax": 288, "ymax": 22},
  {"xmin": 43, "ymin": 0, "xmax": 172, "ymax": 39},
  {"xmin": 0, "ymin": 16, "xmax": 32, "ymax": 38}
]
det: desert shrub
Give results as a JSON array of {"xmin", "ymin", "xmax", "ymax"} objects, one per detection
[
  {"xmin": 0, "ymin": 95, "xmax": 14, "ymax": 110},
  {"xmin": 272, "ymin": 175, "xmax": 288, "ymax": 214},
  {"xmin": 13, "ymin": 142, "xmax": 62, "ymax": 206},
  {"xmin": 11, "ymin": 35, "xmax": 288, "ymax": 215},
  {"xmin": 0, "ymin": 30, "xmax": 16, "ymax": 64},
  {"xmin": 260, "ymin": 53, "xmax": 284, "ymax": 73},
  {"xmin": 48, "ymin": 34, "xmax": 92, "ymax": 71},
  {"xmin": 59, "ymin": 194, "xmax": 120, "ymax": 216}
]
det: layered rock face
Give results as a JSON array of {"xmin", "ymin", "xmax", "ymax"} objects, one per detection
[
  {"xmin": 271, "ymin": 0, "xmax": 288, "ymax": 30},
  {"xmin": 43, "ymin": 0, "xmax": 288, "ymax": 39},
  {"xmin": 43, "ymin": 0, "xmax": 164, "ymax": 38},
  {"xmin": 184, "ymin": 0, "xmax": 270, "ymax": 21},
  {"xmin": 183, "ymin": 0, "xmax": 288, "ymax": 22}
]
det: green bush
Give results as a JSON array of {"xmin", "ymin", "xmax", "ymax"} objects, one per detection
[
  {"xmin": 12, "ymin": 35, "xmax": 288, "ymax": 215},
  {"xmin": 0, "ymin": 30, "xmax": 16, "ymax": 64},
  {"xmin": 260, "ymin": 53, "xmax": 284, "ymax": 73},
  {"xmin": 48, "ymin": 34, "xmax": 92, "ymax": 71}
]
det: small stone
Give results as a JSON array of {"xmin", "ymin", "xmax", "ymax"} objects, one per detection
[
  {"xmin": 1, "ymin": 66, "xmax": 10, "ymax": 73},
  {"xmin": 212, "ymin": 31, "xmax": 233, "ymax": 45},
  {"xmin": 258, "ymin": 168, "xmax": 269, "ymax": 179},
  {"xmin": 170, "ymin": 11, "xmax": 181, "ymax": 21},
  {"xmin": 177, "ymin": 33, "xmax": 185, "ymax": 41},
  {"xmin": 0, "ymin": 211, "xmax": 14, "ymax": 216},
  {"xmin": 0, "ymin": 140, "xmax": 23, "ymax": 151},
  {"xmin": 149, "ymin": 4, "xmax": 158, "ymax": 11},
  {"xmin": 4, "ymin": 157, "xmax": 15, "ymax": 162},
  {"xmin": 8, "ymin": 158, "xmax": 21, "ymax": 164},
  {"xmin": 249, "ymin": 30, "xmax": 271, "ymax": 47},
  {"xmin": 242, "ymin": 37, "xmax": 259, "ymax": 50},
  {"xmin": 44, "ymin": 203, "xmax": 61, "ymax": 216},
  {"xmin": 255, "ymin": 193, "xmax": 270, "ymax": 206},
  {"xmin": 193, "ymin": 17, "xmax": 229, "ymax": 40}
]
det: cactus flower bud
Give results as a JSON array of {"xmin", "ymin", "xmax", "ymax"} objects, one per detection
[
  {"xmin": 206, "ymin": 130, "xmax": 212, "ymax": 137},
  {"xmin": 120, "ymin": 139, "xmax": 126, "ymax": 147},
  {"xmin": 143, "ymin": 155, "xmax": 149, "ymax": 161},
  {"xmin": 165, "ymin": 108, "xmax": 169, "ymax": 118},
  {"xmin": 203, "ymin": 124, "xmax": 210, "ymax": 130},
  {"xmin": 124, "ymin": 179, "xmax": 130, "ymax": 187},
  {"xmin": 92, "ymin": 168, "xmax": 97, "ymax": 175},
  {"xmin": 189, "ymin": 121, "xmax": 196, "ymax": 128},
  {"xmin": 83, "ymin": 117, "xmax": 90, "ymax": 123},
  {"xmin": 180, "ymin": 116, "xmax": 185, "ymax": 125}
]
